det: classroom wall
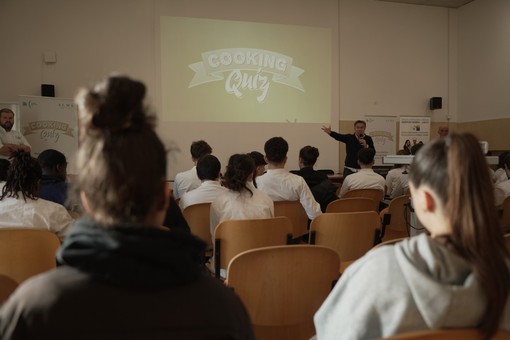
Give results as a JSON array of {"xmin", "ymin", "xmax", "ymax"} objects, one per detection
[
  {"xmin": 339, "ymin": 0, "xmax": 451, "ymax": 122},
  {"xmin": 457, "ymin": 0, "xmax": 510, "ymax": 123},
  {"xmin": 1, "ymin": 0, "xmax": 508, "ymax": 176}
]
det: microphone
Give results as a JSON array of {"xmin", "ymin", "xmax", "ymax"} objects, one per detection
[{"xmin": 359, "ymin": 133, "xmax": 366, "ymax": 147}]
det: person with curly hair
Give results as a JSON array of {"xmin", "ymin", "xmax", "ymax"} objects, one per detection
[{"xmin": 0, "ymin": 150, "xmax": 73, "ymax": 240}]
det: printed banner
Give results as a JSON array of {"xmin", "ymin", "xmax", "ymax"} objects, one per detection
[
  {"xmin": 399, "ymin": 116, "xmax": 431, "ymax": 152},
  {"xmin": 365, "ymin": 116, "xmax": 397, "ymax": 166},
  {"xmin": 19, "ymin": 96, "xmax": 79, "ymax": 174}
]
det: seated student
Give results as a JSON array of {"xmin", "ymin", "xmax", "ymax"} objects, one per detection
[
  {"xmin": 290, "ymin": 145, "xmax": 337, "ymax": 212},
  {"xmin": 494, "ymin": 153, "xmax": 510, "ymax": 207},
  {"xmin": 162, "ymin": 194, "xmax": 191, "ymax": 233},
  {"xmin": 0, "ymin": 159, "xmax": 9, "ymax": 190},
  {"xmin": 248, "ymin": 150, "xmax": 267, "ymax": 188},
  {"xmin": 0, "ymin": 150, "xmax": 73, "ymax": 240},
  {"xmin": 173, "ymin": 140, "xmax": 212, "ymax": 199},
  {"xmin": 314, "ymin": 133, "xmax": 510, "ymax": 339},
  {"xmin": 0, "ymin": 76, "xmax": 254, "ymax": 340},
  {"xmin": 179, "ymin": 154, "xmax": 226, "ymax": 211},
  {"xmin": 210, "ymin": 154, "xmax": 273, "ymax": 277},
  {"xmin": 494, "ymin": 152, "xmax": 509, "ymax": 184},
  {"xmin": 256, "ymin": 137, "xmax": 322, "ymax": 220},
  {"xmin": 37, "ymin": 149, "xmax": 68, "ymax": 207},
  {"xmin": 385, "ymin": 150, "xmax": 409, "ymax": 199},
  {"xmin": 338, "ymin": 147, "xmax": 385, "ymax": 198},
  {"xmin": 210, "ymin": 153, "xmax": 273, "ymax": 238}
]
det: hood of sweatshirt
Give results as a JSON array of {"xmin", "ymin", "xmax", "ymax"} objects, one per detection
[
  {"xmin": 394, "ymin": 234, "xmax": 486, "ymax": 328},
  {"xmin": 57, "ymin": 218, "xmax": 206, "ymax": 289}
]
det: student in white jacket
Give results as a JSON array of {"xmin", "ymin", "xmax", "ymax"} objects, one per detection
[{"xmin": 314, "ymin": 133, "xmax": 510, "ymax": 339}]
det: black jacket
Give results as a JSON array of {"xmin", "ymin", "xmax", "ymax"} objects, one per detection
[
  {"xmin": 329, "ymin": 132, "xmax": 376, "ymax": 169},
  {"xmin": 291, "ymin": 167, "xmax": 338, "ymax": 212},
  {"xmin": 0, "ymin": 219, "xmax": 254, "ymax": 340}
]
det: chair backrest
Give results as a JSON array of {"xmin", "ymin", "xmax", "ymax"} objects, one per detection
[
  {"xmin": 0, "ymin": 228, "xmax": 60, "ymax": 283},
  {"xmin": 386, "ymin": 328, "xmax": 510, "ymax": 339},
  {"xmin": 501, "ymin": 196, "xmax": 510, "ymax": 229},
  {"xmin": 0, "ymin": 274, "xmax": 18, "ymax": 304},
  {"xmin": 373, "ymin": 236, "xmax": 409, "ymax": 249},
  {"xmin": 226, "ymin": 245, "xmax": 339, "ymax": 340},
  {"xmin": 273, "ymin": 200, "xmax": 309, "ymax": 239},
  {"xmin": 379, "ymin": 195, "xmax": 411, "ymax": 241},
  {"xmin": 182, "ymin": 202, "xmax": 212, "ymax": 246},
  {"xmin": 342, "ymin": 188, "xmax": 383, "ymax": 211},
  {"xmin": 504, "ymin": 233, "xmax": 510, "ymax": 253},
  {"xmin": 310, "ymin": 211, "xmax": 381, "ymax": 272},
  {"xmin": 214, "ymin": 217, "xmax": 292, "ymax": 278},
  {"xmin": 326, "ymin": 197, "xmax": 375, "ymax": 213}
]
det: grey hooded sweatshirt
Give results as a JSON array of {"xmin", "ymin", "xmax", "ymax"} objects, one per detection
[{"xmin": 314, "ymin": 233, "xmax": 510, "ymax": 339}]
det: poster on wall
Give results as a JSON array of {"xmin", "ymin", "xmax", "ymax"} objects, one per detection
[
  {"xmin": 19, "ymin": 96, "xmax": 78, "ymax": 174},
  {"xmin": 399, "ymin": 116, "xmax": 431, "ymax": 152},
  {"xmin": 365, "ymin": 115, "xmax": 397, "ymax": 166}
]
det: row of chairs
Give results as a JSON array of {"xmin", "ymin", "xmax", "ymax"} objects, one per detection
[
  {"xmin": 184, "ymin": 189, "xmax": 410, "ymax": 245},
  {"xmin": 1, "ymin": 228, "xmax": 510, "ymax": 339},
  {"xmin": 184, "ymin": 190, "xmax": 411, "ymax": 276}
]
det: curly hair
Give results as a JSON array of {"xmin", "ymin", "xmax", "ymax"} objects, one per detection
[{"xmin": 0, "ymin": 150, "xmax": 42, "ymax": 202}]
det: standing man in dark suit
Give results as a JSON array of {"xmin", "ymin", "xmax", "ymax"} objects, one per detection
[{"xmin": 322, "ymin": 120, "xmax": 376, "ymax": 178}]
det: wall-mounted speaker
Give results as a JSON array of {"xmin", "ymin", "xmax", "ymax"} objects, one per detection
[
  {"xmin": 41, "ymin": 84, "xmax": 55, "ymax": 97},
  {"xmin": 429, "ymin": 97, "xmax": 442, "ymax": 110}
]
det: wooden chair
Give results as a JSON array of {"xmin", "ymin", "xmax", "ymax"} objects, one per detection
[
  {"xmin": 0, "ymin": 228, "xmax": 60, "ymax": 283},
  {"xmin": 326, "ymin": 197, "xmax": 375, "ymax": 213},
  {"xmin": 182, "ymin": 202, "xmax": 212, "ymax": 248},
  {"xmin": 372, "ymin": 236, "xmax": 409, "ymax": 249},
  {"xmin": 386, "ymin": 328, "xmax": 510, "ymax": 339},
  {"xmin": 501, "ymin": 196, "xmax": 510, "ymax": 230},
  {"xmin": 504, "ymin": 233, "xmax": 510, "ymax": 253},
  {"xmin": 226, "ymin": 245, "xmax": 340, "ymax": 340},
  {"xmin": 309, "ymin": 211, "xmax": 381, "ymax": 273},
  {"xmin": 379, "ymin": 195, "xmax": 411, "ymax": 242},
  {"xmin": 342, "ymin": 188, "xmax": 384, "ymax": 211},
  {"xmin": 0, "ymin": 274, "xmax": 18, "ymax": 304},
  {"xmin": 273, "ymin": 200, "xmax": 309, "ymax": 240},
  {"xmin": 214, "ymin": 217, "xmax": 292, "ymax": 279}
]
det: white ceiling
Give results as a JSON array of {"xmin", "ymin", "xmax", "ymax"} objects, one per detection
[{"xmin": 376, "ymin": 0, "xmax": 475, "ymax": 8}]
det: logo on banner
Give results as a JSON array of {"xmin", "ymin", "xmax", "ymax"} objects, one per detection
[
  {"xmin": 370, "ymin": 130, "xmax": 394, "ymax": 145},
  {"xmin": 23, "ymin": 121, "xmax": 75, "ymax": 143},
  {"xmin": 188, "ymin": 48, "xmax": 305, "ymax": 103}
]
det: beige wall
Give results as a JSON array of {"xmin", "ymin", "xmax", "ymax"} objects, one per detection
[{"xmin": 1, "ymin": 0, "xmax": 508, "ymax": 176}]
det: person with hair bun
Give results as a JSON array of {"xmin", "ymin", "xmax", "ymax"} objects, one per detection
[
  {"xmin": 0, "ymin": 150, "xmax": 73, "ymax": 240},
  {"xmin": 0, "ymin": 76, "xmax": 255, "ymax": 340},
  {"xmin": 314, "ymin": 133, "xmax": 510, "ymax": 339}
]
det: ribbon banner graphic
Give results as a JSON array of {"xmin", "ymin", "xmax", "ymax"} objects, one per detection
[{"xmin": 189, "ymin": 48, "xmax": 305, "ymax": 103}]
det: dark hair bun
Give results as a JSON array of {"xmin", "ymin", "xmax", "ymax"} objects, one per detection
[{"xmin": 78, "ymin": 76, "xmax": 153, "ymax": 135}]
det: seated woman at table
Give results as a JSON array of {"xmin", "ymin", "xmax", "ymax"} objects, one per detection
[{"xmin": 314, "ymin": 133, "xmax": 510, "ymax": 339}]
